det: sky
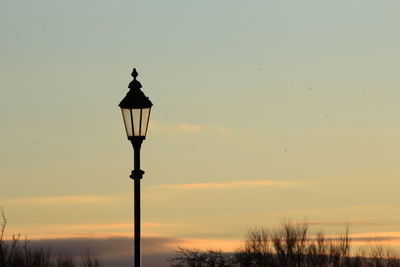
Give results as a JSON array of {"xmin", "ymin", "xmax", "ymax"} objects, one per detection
[{"xmin": 1, "ymin": 0, "xmax": 400, "ymax": 266}]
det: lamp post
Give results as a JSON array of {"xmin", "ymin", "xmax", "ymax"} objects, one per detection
[{"xmin": 119, "ymin": 68, "xmax": 153, "ymax": 267}]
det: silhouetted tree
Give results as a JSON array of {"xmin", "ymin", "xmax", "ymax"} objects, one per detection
[
  {"xmin": 0, "ymin": 209, "xmax": 103, "ymax": 267},
  {"xmin": 169, "ymin": 247, "xmax": 235, "ymax": 267},
  {"xmin": 171, "ymin": 220, "xmax": 400, "ymax": 267}
]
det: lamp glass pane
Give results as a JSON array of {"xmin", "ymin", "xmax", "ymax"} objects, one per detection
[
  {"xmin": 121, "ymin": 108, "xmax": 133, "ymax": 137},
  {"xmin": 133, "ymin": 109, "xmax": 141, "ymax": 136},
  {"xmin": 140, "ymin": 108, "xmax": 151, "ymax": 136}
]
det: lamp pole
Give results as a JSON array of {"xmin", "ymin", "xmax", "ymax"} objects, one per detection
[
  {"xmin": 119, "ymin": 68, "xmax": 153, "ymax": 267},
  {"xmin": 131, "ymin": 138, "xmax": 144, "ymax": 267}
]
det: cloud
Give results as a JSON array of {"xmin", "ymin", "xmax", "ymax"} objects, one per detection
[
  {"xmin": 216, "ymin": 126, "xmax": 233, "ymax": 137},
  {"xmin": 150, "ymin": 121, "xmax": 201, "ymax": 135},
  {"xmin": 54, "ymin": 222, "xmax": 171, "ymax": 230},
  {"xmin": 178, "ymin": 123, "xmax": 201, "ymax": 132},
  {"xmin": 5, "ymin": 221, "xmax": 184, "ymax": 241},
  {"xmin": 27, "ymin": 236, "xmax": 241, "ymax": 267},
  {"xmin": 308, "ymin": 221, "xmax": 400, "ymax": 227},
  {"xmin": 351, "ymin": 236, "xmax": 400, "ymax": 243},
  {"xmin": 301, "ymin": 233, "xmax": 400, "ymax": 245},
  {"xmin": 2, "ymin": 195, "xmax": 124, "ymax": 205},
  {"xmin": 150, "ymin": 121, "xmax": 235, "ymax": 137},
  {"xmin": 160, "ymin": 180, "xmax": 302, "ymax": 189},
  {"xmin": 285, "ymin": 205, "xmax": 395, "ymax": 218},
  {"xmin": 29, "ymin": 238, "xmax": 241, "ymax": 267},
  {"xmin": 325, "ymin": 232, "xmax": 400, "ymax": 244},
  {"xmin": 29, "ymin": 236, "xmax": 181, "ymax": 267},
  {"xmin": 163, "ymin": 123, "xmax": 200, "ymax": 134}
]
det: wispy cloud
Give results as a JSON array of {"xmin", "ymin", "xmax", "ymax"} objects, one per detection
[
  {"xmin": 308, "ymin": 221, "xmax": 400, "ymax": 227},
  {"xmin": 160, "ymin": 180, "xmax": 302, "ymax": 189},
  {"xmin": 28, "ymin": 235, "xmax": 239, "ymax": 255},
  {"xmin": 28, "ymin": 236, "xmax": 182, "ymax": 267},
  {"xmin": 150, "ymin": 121, "xmax": 201, "ymax": 135},
  {"xmin": 349, "ymin": 232, "xmax": 400, "ymax": 243},
  {"xmin": 26, "ymin": 236, "xmax": 242, "ymax": 267},
  {"xmin": 163, "ymin": 123, "xmax": 201, "ymax": 135},
  {"xmin": 150, "ymin": 121, "xmax": 235, "ymax": 137},
  {"xmin": 216, "ymin": 126, "xmax": 233, "ymax": 137},
  {"xmin": 6, "ymin": 222, "xmax": 185, "ymax": 241},
  {"xmin": 178, "ymin": 123, "xmax": 201, "ymax": 132},
  {"xmin": 285, "ymin": 205, "xmax": 395, "ymax": 217},
  {"xmin": 2, "ymin": 195, "xmax": 124, "ymax": 205},
  {"xmin": 59, "ymin": 222, "xmax": 177, "ymax": 231}
]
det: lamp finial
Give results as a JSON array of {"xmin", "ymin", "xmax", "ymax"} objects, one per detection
[{"xmin": 131, "ymin": 68, "xmax": 138, "ymax": 80}]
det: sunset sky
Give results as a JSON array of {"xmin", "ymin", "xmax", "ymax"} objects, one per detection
[{"xmin": 2, "ymin": 1, "xmax": 400, "ymax": 266}]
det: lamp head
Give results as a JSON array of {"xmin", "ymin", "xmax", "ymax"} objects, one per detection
[{"xmin": 119, "ymin": 68, "xmax": 153, "ymax": 140}]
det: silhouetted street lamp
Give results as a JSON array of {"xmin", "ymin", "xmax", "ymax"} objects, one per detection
[{"xmin": 119, "ymin": 68, "xmax": 153, "ymax": 267}]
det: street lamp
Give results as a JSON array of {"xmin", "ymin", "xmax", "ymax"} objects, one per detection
[{"xmin": 119, "ymin": 68, "xmax": 153, "ymax": 267}]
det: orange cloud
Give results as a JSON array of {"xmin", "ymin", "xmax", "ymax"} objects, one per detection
[
  {"xmin": 178, "ymin": 123, "xmax": 201, "ymax": 132},
  {"xmin": 149, "ymin": 121, "xmax": 201, "ymax": 135},
  {"xmin": 350, "ymin": 232, "xmax": 400, "ymax": 244},
  {"xmin": 26, "ymin": 234, "xmax": 240, "ymax": 252},
  {"xmin": 178, "ymin": 238, "xmax": 242, "ymax": 252},
  {"xmin": 161, "ymin": 180, "xmax": 302, "ymax": 189},
  {"xmin": 309, "ymin": 221, "xmax": 400, "ymax": 227},
  {"xmin": 149, "ymin": 120, "xmax": 236, "ymax": 137},
  {"xmin": 5, "ymin": 222, "xmax": 184, "ymax": 241},
  {"xmin": 3, "ymin": 195, "xmax": 125, "ymax": 205}
]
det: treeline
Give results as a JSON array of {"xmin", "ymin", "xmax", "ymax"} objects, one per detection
[
  {"xmin": 0, "ymin": 210, "xmax": 102, "ymax": 267},
  {"xmin": 169, "ymin": 221, "xmax": 400, "ymax": 267}
]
